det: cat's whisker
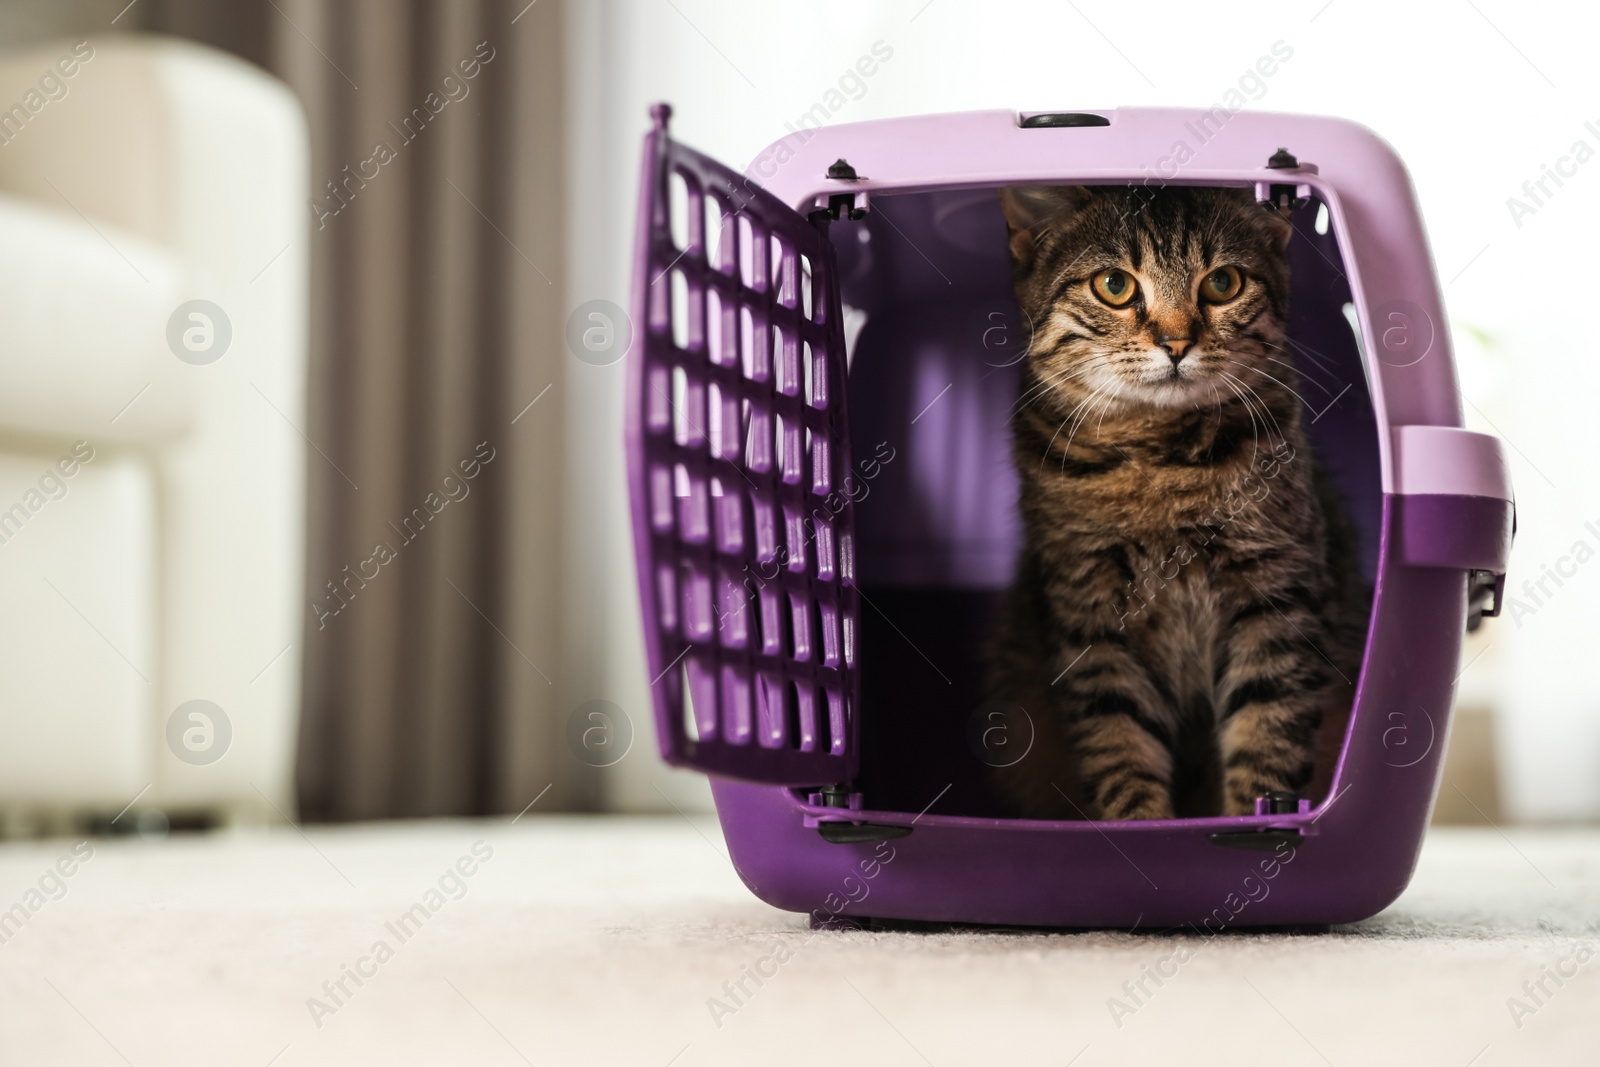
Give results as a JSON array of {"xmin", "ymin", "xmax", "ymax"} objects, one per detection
[
  {"xmin": 1278, "ymin": 337, "xmax": 1360, "ymax": 396},
  {"xmin": 1077, "ymin": 381, "xmax": 1118, "ymax": 443},
  {"xmin": 1227, "ymin": 384, "xmax": 1281, "ymax": 455},
  {"xmin": 1280, "ymin": 335, "xmax": 1342, "ymax": 374},
  {"xmin": 1262, "ymin": 353, "xmax": 1336, "ymax": 396},
  {"xmin": 1092, "ymin": 382, "xmax": 1124, "ymax": 440},
  {"xmin": 1059, "ymin": 381, "xmax": 1115, "ymax": 465},
  {"xmin": 1218, "ymin": 369, "xmax": 1288, "ymax": 465},
  {"xmin": 1016, "ymin": 359, "xmax": 1081, "ymax": 398},
  {"xmin": 1012, "ymin": 364, "xmax": 1093, "ymax": 417},
  {"xmin": 1217, "ymin": 375, "xmax": 1266, "ymax": 470},
  {"xmin": 1011, "ymin": 374, "xmax": 1067, "ymax": 417},
  {"xmin": 1222, "ymin": 357, "xmax": 1315, "ymax": 414},
  {"xmin": 1266, "ymin": 341, "xmax": 1343, "ymax": 384},
  {"xmin": 1060, "ymin": 381, "xmax": 1110, "ymax": 448},
  {"xmin": 1217, "ymin": 368, "xmax": 1287, "ymax": 444},
  {"xmin": 1208, "ymin": 383, "xmax": 1231, "ymax": 447},
  {"xmin": 1040, "ymin": 381, "xmax": 1110, "ymax": 468},
  {"xmin": 1265, "ymin": 336, "xmax": 1340, "ymax": 378}
]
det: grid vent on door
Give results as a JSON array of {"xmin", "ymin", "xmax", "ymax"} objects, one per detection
[{"xmin": 628, "ymin": 107, "xmax": 860, "ymax": 784}]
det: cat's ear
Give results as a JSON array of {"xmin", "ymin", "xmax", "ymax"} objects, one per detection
[
  {"xmin": 1259, "ymin": 200, "xmax": 1295, "ymax": 252},
  {"xmin": 998, "ymin": 185, "xmax": 1090, "ymax": 270}
]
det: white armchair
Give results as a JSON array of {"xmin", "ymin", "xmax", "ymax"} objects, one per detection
[{"xmin": 0, "ymin": 37, "xmax": 308, "ymax": 831}]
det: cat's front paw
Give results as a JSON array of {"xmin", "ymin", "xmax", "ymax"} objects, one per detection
[
  {"xmin": 1222, "ymin": 775, "xmax": 1295, "ymax": 817},
  {"xmin": 1222, "ymin": 792, "xmax": 1260, "ymax": 818},
  {"xmin": 1089, "ymin": 786, "xmax": 1174, "ymax": 821},
  {"xmin": 1113, "ymin": 795, "xmax": 1175, "ymax": 821}
]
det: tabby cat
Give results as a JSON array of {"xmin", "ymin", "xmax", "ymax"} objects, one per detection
[{"xmin": 988, "ymin": 184, "xmax": 1368, "ymax": 820}]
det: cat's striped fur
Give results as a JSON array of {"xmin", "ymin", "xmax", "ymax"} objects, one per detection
[{"xmin": 989, "ymin": 185, "xmax": 1368, "ymax": 820}]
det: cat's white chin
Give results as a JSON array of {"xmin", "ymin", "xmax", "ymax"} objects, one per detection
[
  {"xmin": 1126, "ymin": 364, "xmax": 1214, "ymax": 409},
  {"xmin": 1139, "ymin": 384, "xmax": 1212, "ymax": 410}
]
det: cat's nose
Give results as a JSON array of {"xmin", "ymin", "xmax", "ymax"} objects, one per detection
[{"xmin": 1158, "ymin": 337, "xmax": 1194, "ymax": 363}]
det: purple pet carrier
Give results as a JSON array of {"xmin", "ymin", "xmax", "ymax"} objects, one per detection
[{"xmin": 626, "ymin": 104, "xmax": 1514, "ymax": 930}]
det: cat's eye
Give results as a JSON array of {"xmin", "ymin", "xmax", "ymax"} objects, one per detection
[
  {"xmin": 1091, "ymin": 268, "xmax": 1139, "ymax": 307},
  {"xmin": 1200, "ymin": 266, "xmax": 1244, "ymax": 303}
]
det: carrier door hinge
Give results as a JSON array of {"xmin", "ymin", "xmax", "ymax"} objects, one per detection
[
  {"xmin": 819, "ymin": 783, "xmax": 855, "ymax": 808},
  {"xmin": 809, "ymin": 158, "xmax": 869, "ymax": 224},
  {"xmin": 1208, "ymin": 791, "xmax": 1312, "ymax": 850},
  {"xmin": 1257, "ymin": 146, "xmax": 1316, "ymax": 213},
  {"xmin": 806, "ymin": 784, "xmax": 913, "ymax": 843}
]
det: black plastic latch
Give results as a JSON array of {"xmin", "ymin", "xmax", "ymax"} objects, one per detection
[
  {"xmin": 817, "ymin": 821, "xmax": 914, "ymax": 844},
  {"xmin": 1468, "ymin": 569, "xmax": 1505, "ymax": 631},
  {"xmin": 1207, "ymin": 829, "xmax": 1301, "ymax": 851}
]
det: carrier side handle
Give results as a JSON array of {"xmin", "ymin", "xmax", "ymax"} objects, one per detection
[
  {"xmin": 1390, "ymin": 425, "xmax": 1515, "ymax": 625},
  {"xmin": 1391, "ymin": 425, "xmax": 1513, "ymax": 507}
]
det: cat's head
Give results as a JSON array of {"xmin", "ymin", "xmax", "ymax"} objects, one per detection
[{"xmin": 999, "ymin": 184, "xmax": 1292, "ymax": 413}]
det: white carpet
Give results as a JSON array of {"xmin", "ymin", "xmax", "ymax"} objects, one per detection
[{"xmin": 0, "ymin": 816, "xmax": 1595, "ymax": 1066}]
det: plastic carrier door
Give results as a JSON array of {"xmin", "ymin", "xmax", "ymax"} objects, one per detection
[{"xmin": 625, "ymin": 109, "xmax": 860, "ymax": 785}]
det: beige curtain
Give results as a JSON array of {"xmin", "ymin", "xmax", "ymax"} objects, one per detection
[{"xmin": 148, "ymin": 0, "xmax": 589, "ymax": 819}]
